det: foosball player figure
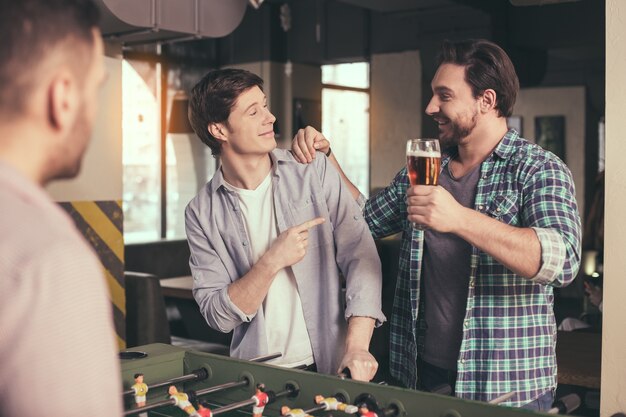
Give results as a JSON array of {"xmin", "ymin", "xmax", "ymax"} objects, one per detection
[
  {"xmin": 314, "ymin": 394, "xmax": 358, "ymax": 414},
  {"xmin": 358, "ymin": 403, "xmax": 377, "ymax": 417},
  {"xmin": 251, "ymin": 383, "xmax": 269, "ymax": 417},
  {"xmin": 168, "ymin": 385, "xmax": 200, "ymax": 416},
  {"xmin": 197, "ymin": 401, "xmax": 213, "ymax": 417},
  {"xmin": 280, "ymin": 405, "xmax": 313, "ymax": 417},
  {"xmin": 132, "ymin": 373, "xmax": 148, "ymax": 407}
]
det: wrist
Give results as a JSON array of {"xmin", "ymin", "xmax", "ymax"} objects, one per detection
[{"xmin": 258, "ymin": 253, "xmax": 282, "ymax": 276}]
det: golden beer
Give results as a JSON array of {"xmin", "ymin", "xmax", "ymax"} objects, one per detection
[{"xmin": 407, "ymin": 151, "xmax": 441, "ymax": 186}]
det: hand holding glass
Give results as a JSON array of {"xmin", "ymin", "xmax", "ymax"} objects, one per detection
[{"xmin": 406, "ymin": 139, "xmax": 441, "ymax": 229}]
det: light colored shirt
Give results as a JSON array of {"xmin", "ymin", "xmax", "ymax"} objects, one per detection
[
  {"xmin": 0, "ymin": 161, "xmax": 123, "ymax": 417},
  {"xmin": 224, "ymin": 172, "xmax": 313, "ymax": 368},
  {"xmin": 364, "ymin": 130, "xmax": 581, "ymax": 406},
  {"xmin": 186, "ymin": 149, "xmax": 385, "ymax": 374}
]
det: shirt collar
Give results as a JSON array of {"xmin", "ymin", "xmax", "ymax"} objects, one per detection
[
  {"xmin": 209, "ymin": 149, "xmax": 292, "ymax": 194},
  {"xmin": 492, "ymin": 128, "xmax": 521, "ymax": 160},
  {"xmin": 0, "ymin": 159, "xmax": 52, "ymax": 208},
  {"xmin": 441, "ymin": 128, "xmax": 521, "ymax": 164}
]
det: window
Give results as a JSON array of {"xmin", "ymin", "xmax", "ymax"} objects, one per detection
[
  {"xmin": 321, "ymin": 63, "xmax": 370, "ymax": 196},
  {"xmin": 122, "ymin": 59, "xmax": 216, "ymax": 243},
  {"xmin": 122, "ymin": 59, "xmax": 161, "ymax": 243}
]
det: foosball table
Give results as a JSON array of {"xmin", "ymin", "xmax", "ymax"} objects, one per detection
[{"xmin": 120, "ymin": 343, "xmax": 551, "ymax": 417}]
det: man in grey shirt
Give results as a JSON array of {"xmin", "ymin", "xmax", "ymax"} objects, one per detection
[{"xmin": 186, "ymin": 69, "xmax": 385, "ymax": 381}]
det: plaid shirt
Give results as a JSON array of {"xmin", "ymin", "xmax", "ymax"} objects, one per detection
[{"xmin": 364, "ymin": 130, "xmax": 581, "ymax": 407}]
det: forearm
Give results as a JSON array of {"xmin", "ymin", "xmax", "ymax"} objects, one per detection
[
  {"xmin": 227, "ymin": 256, "xmax": 280, "ymax": 315},
  {"xmin": 345, "ymin": 316, "xmax": 376, "ymax": 352},
  {"xmin": 340, "ymin": 316, "xmax": 378, "ymax": 381},
  {"xmin": 455, "ymin": 207, "xmax": 541, "ymax": 279}
]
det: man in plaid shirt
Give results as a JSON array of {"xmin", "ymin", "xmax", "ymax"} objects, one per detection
[{"xmin": 291, "ymin": 39, "xmax": 581, "ymax": 410}]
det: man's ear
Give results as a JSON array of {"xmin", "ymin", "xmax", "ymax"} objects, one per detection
[
  {"xmin": 208, "ymin": 122, "xmax": 228, "ymax": 142},
  {"xmin": 479, "ymin": 89, "xmax": 497, "ymax": 113},
  {"xmin": 48, "ymin": 68, "xmax": 79, "ymax": 132}
]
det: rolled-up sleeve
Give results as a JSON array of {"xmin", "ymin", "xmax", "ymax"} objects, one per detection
[
  {"xmin": 314, "ymin": 156, "xmax": 386, "ymax": 326},
  {"xmin": 522, "ymin": 158, "xmax": 582, "ymax": 287},
  {"xmin": 364, "ymin": 168, "xmax": 408, "ymax": 240},
  {"xmin": 185, "ymin": 204, "xmax": 254, "ymax": 333}
]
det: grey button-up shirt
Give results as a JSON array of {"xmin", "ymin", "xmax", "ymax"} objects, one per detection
[{"xmin": 185, "ymin": 148, "xmax": 386, "ymax": 374}]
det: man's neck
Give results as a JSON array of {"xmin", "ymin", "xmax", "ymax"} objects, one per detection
[
  {"xmin": 220, "ymin": 152, "xmax": 273, "ymax": 190},
  {"xmin": 0, "ymin": 125, "xmax": 47, "ymax": 185},
  {"xmin": 456, "ymin": 117, "xmax": 509, "ymax": 166}
]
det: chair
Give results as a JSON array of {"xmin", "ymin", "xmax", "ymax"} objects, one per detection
[{"xmin": 124, "ymin": 271, "xmax": 229, "ymax": 355}]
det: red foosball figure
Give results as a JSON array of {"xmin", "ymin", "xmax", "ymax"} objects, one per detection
[
  {"xmin": 132, "ymin": 373, "xmax": 148, "ymax": 407},
  {"xmin": 197, "ymin": 401, "xmax": 213, "ymax": 417},
  {"xmin": 358, "ymin": 403, "xmax": 377, "ymax": 417},
  {"xmin": 168, "ymin": 385, "xmax": 200, "ymax": 416},
  {"xmin": 280, "ymin": 405, "xmax": 313, "ymax": 417},
  {"xmin": 251, "ymin": 383, "xmax": 269, "ymax": 417}
]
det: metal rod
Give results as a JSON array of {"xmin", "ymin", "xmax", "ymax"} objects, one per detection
[
  {"xmin": 213, "ymin": 386, "xmax": 294, "ymax": 416},
  {"xmin": 123, "ymin": 368, "xmax": 208, "ymax": 396},
  {"xmin": 124, "ymin": 378, "xmax": 246, "ymax": 416},
  {"xmin": 250, "ymin": 352, "xmax": 282, "ymax": 362},
  {"xmin": 124, "ymin": 399, "xmax": 175, "ymax": 416},
  {"xmin": 303, "ymin": 404, "xmax": 327, "ymax": 414},
  {"xmin": 488, "ymin": 391, "xmax": 516, "ymax": 405},
  {"xmin": 211, "ymin": 397, "xmax": 256, "ymax": 415},
  {"xmin": 196, "ymin": 379, "xmax": 248, "ymax": 397}
]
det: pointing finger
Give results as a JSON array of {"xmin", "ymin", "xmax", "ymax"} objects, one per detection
[{"xmin": 295, "ymin": 217, "xmax": 325, "ymax": 232}]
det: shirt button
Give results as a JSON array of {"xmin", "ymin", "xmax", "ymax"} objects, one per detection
[
  {"xmin": 469, "ymin": 280, "xmax": 475, "ymax": 287},
  {"xmin": 305, "ymin": 199, "xmax": 310, "ymax": 204},
  {"xmin": 464, "ymin": 320, "xmax": 470, "ymax": 327},
  {"xmin": 353, "ymin": 215, "xmax": 359, "ymax": 220},
  {"xmin": 496, "ymin": 207, "xmax": 501, "ymax": 213},
  {"xmin": 459, "ymin": 358, "xmax": 465, "ymax": 365},
  {"xmin": 233, "ymin": 206, "xmax": 239, "ymax": 211},
  {"xmin": 483, "ymin": 175, "xmax": 488, "ymax": 179},
  {"xmin": 242, "ymin": 241, "xmax": 248, "ymax": 246},
  {"xmin": 478, "ymin": 205, "xmax": 484, "ymax": 210}
]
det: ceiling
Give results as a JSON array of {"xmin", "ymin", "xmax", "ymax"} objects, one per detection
[{"xmin": 335, "ymin": 0, "xmax": 460, "ymax": 12}]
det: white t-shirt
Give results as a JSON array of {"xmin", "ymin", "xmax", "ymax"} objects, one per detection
[{"xmin": 225, "ymin": 172, "xmax": 313, "ymax": 368}]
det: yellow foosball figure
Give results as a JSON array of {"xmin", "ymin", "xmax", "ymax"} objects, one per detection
[
  {"xmin": 132, "ymin": 373, "xmax": 148, "ymax": 407},
  {"xmin": 168, "ymin": 386, "xmax": 200, "ymax": 417},
  {"xmin": 314, "ymin": 394, "xmax": 358, "ymax": 414}
]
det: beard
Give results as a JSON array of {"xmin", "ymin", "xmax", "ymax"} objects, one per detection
[
  {"xmin": 436, "ymin": 109, "xmax": 478, "ymax": 150},
  {"xmin": 50, "ymin": 104, "xmax": 91, "ymax": 182}
]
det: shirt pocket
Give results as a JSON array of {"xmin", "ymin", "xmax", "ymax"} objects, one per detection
[
  {"xmin": 486, "ymin": 193, "xmax": 519, "ymax": 226},
  {"xmin": 288, "ymin": 193, "xmax": 328, "ymax": 248}
]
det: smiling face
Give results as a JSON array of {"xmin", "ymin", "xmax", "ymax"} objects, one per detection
[
  {"xmin": 217, "ymin": 85, "xmax": 276, "ymax": 159},
  {"xmin": 425, "ymin": 63, "xmax": 481, "ymax": 149}
]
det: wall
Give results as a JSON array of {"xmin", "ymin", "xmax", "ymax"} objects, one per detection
[
  {"xmin": 602, "ymin": 1, "xmax": 626, "ymax": 415},
  {"xmin": 370, "ymin": 50, "xmax": 422, "ymax": 191},
  {"xmin": 513, "ymin": 86, "xmax": 586, "ymax": 215}
]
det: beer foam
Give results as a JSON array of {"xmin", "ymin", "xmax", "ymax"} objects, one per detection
[{"xmin": 407, "ymin": 149, "xmax": 441, "ymax": 158}]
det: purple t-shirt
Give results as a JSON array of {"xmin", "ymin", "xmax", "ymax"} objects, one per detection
[{"xmin": 421, "ymin": 160, "xmax": 480, "ymax": 370}]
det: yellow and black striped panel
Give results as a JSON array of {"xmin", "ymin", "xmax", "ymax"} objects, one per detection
[{"xmin": 58, "ymin": 200, "xmax": 125, "ymax": 349}]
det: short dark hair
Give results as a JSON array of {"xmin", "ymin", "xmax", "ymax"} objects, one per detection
[
  {"xmin": 134, "ymin": 373, "xmax": 144, "ymax": 379},
  {"xmin": 0, "ymin": 0, "xmax": 100, "ymax": 119},
  {"xmin": 437, "ymin": 39, "xmax": 519, "ymax": 118},
  {"xmin": 188, "ymin": 68, "xmax": 264, "ymax": 156}
]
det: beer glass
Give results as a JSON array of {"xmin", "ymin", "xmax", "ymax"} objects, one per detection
[{"xmin": 406, "ymin": 138, "xmax": 441, "ymax": 229}]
